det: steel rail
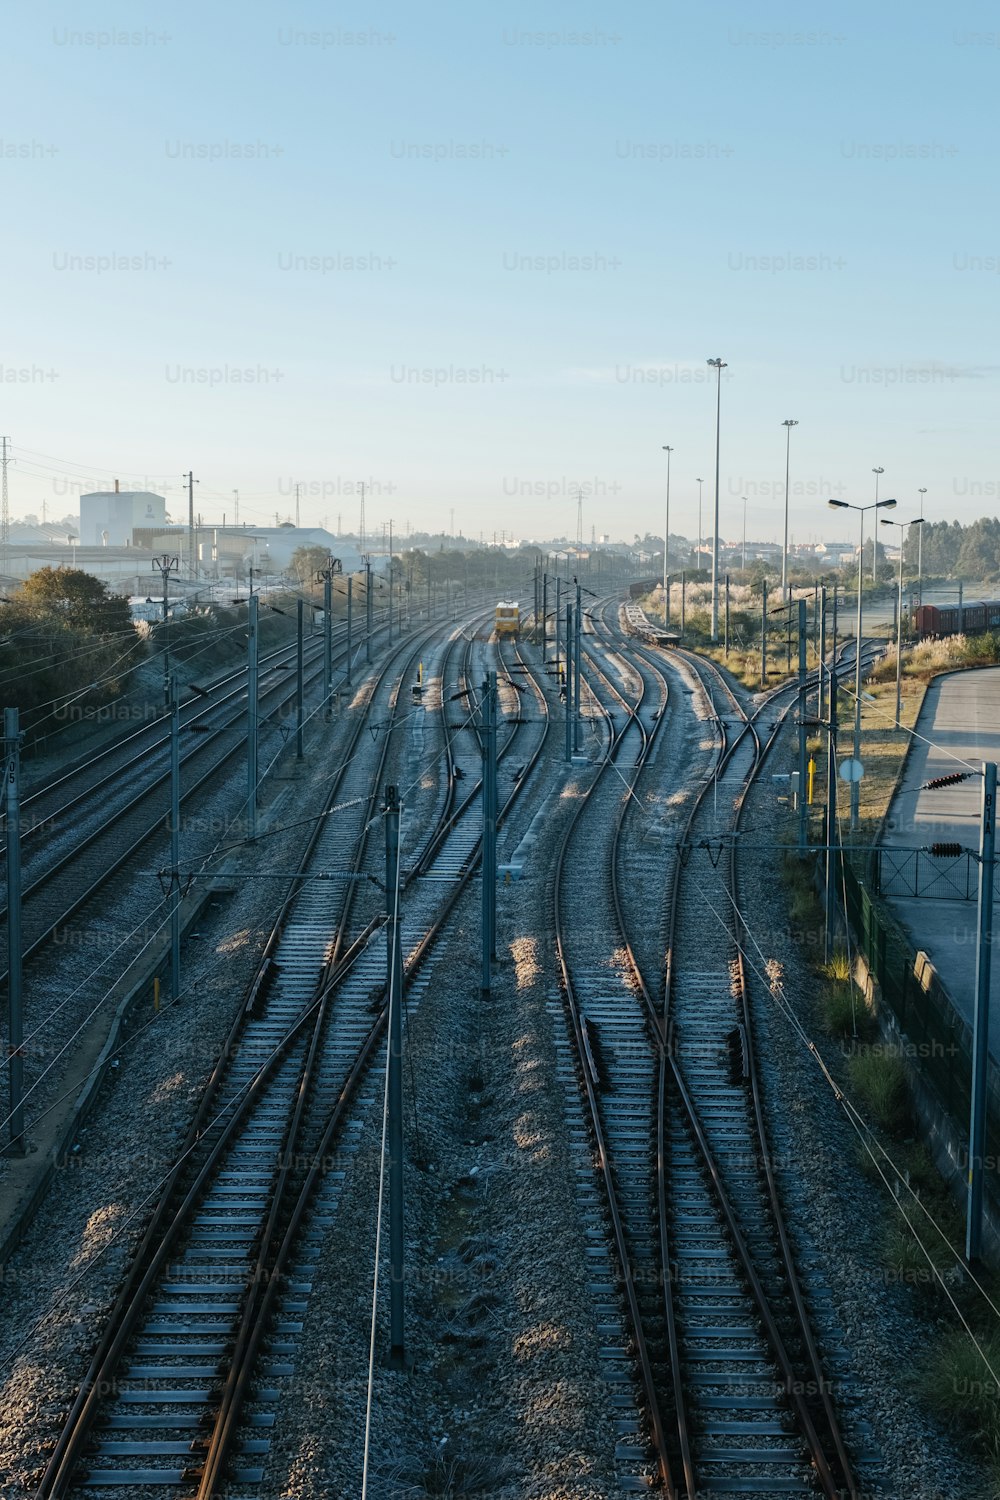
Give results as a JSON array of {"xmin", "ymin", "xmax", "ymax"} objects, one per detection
[
  {"xmin": 192, "ymin": 630, "xmax": 554, "ymax": 1494},
  {"xmin": 6, "ymin": 623, "xmax": 352, "ymax": 867},
  {"xmin": 550, "ymin": 626, "xmax": 678, "ymax": 1493},
  {"xmin": 32, "ymin": 615, "xmax": 453, "ymax": 1498},
  {"xmin": 409, "ymin": 626, "xmax": 529, "ymax": 879},
  {"xmin": 0, "ymin": 622, "xmax": 373, "ymax": 1009},
  {"xmin": 651, "ymin": 639, "xmax": 859, "ymax": 1499}
]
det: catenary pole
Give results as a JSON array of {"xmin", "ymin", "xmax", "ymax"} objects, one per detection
[
  {"xmin": 824, "ymin": 671, "xmax": 840, "ymax": 963},
  {"xmin": 4, "ymin": 708, "xmax": 24, "ymax": 1153},
  {"xmin": 798, "ymin": 599, "xmax": 808, "ymax": 853},
  {"xmin": 346, "ymin": 576, "xmax": 353, "ymax": 687},
  {"xmin": 323, "ymin": 568, "xmax": 333, "ymax": 718},
  {"xmin": 169, "ymin": 680, "xmax": 182, "ymax": 997},
  {"xmin": 481, "ymin": 676, "xmax": 498, "ymax": 991},
  {"xmin": 574, "ymin": 579, "xmax": 582, "ymax": 753},
  {"xmin": 565, "ymin": 603, "xmax": 574, "ymax": 764},
  {"xmin": 662, "ymin": 444, "xmax": 673, "ymax": 624},
  {"xmin": 296, "ymin": 599, "xmax": 304, "ymax": 759},
  {"xmin": 542, "ymin": 570, "xmax": 548, "ymax": 662},
  {"xmin": 966, "ymin": 760, "xmax": 998, "ymax": 1265},
  {"xmin": 384, "ymin": 786, "xmax": 406, "ymax": 1362},
  {"xmin": 761, "ymin": 580, "xmax": 768, "ymax": 686},
  {"xmin": 247, "ymin": 593, "xmax": 259, "ymax": 841},
  {"xmin": 724, "ymin": 574, "xmax": 730, "ymax": 657},
  {"xmin": 819, "ymin": 585, "xmax": 828, "ymax": 721}
]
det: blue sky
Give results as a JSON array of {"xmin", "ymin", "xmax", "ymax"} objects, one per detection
[{"xmin": 2, "ymin": 1, "xmax": 997, "ymax": 548}]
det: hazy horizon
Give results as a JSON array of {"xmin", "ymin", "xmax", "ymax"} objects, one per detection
[{"xmin": 3, "ymin": 2, "xmax": 997, "ymax": 551}]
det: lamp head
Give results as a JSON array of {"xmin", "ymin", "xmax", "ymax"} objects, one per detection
[
  {"xmin": 828, "ymin": 499, "xmax": 849, "ymax": 509},
  {"xmin": 878, "ymin": 498, "xmax": 897, "ymax": 509}
]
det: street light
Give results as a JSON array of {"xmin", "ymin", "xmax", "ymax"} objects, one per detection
[
  {"xmin": 695, "ymin": 477, "xmax": 703, "ymax": 569},
  {"xmin": 917, "ymin": 488, "xmax": 927, "ymax": 606},
  {"xmin": 741, "ymin": 496, "xmax": 748, "ymax": 572},
  {"xmin": 828, "ymin": 495, "xmax": 897, "ymax": 827},
  {"xmin": 707, "ymin": 358, "xmax": 728, "ymax": 639},
  {"xmin": 781, "ymin": 420, "xmax": 799, "ymax": 598},
  {"xmin": 871, "ymin": 468, "xmax": 885, "ymax": 580},
  {"xmin": 662, "ymin": 446, "xmax": 673, "ymax": 623},
  {"xmin": 881, "ymin": 515, "xmax": 924, "ymax": 729}
]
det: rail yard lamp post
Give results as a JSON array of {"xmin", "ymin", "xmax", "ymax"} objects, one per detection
[
  {"xmin": 880, "ymin": 514, "xmax": 924, "ymax": 729},
  {"xmin": 828, "ymin": 496, "xmax": 896, "ymax": 827},
  {"xmin": 662, "ymin": 445, "xmax": 673, "ymax": 624},
  {"xmin": 870, "ymin": 469, "xmax": 885, "ymax": 580},
  {"xmin": 917, "ymin": 488, "xmax": 927, "ymax": 607},
  {"xmin": 696, "ymin": 477, "xmax": 703, "ymax": 571},
  {"xmin": 781, "ymin": 420, "xmax": 799, "ymax": 597},
  {"xmin": 741, "ymin": 497, "xmax": 748, "ymax": 573},
  {"xmin": 707, "ymin": 357, "xmax": 727, "ymax": 639}
]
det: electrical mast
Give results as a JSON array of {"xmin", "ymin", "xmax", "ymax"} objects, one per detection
[{"xmin": 0, "ymin": 436, "xmax": 10, "ymax": 577}]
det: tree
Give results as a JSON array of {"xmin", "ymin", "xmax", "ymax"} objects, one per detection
[
  {"xmin": 0, "ymin": 568, "xmax": 143, "ymax": 731},
  {"xmin": 289, "ymin": 545, "xmax": 334, "ymax": 586},
  {"xmin": 18, "ymin": 567, "xmax": 132, "ymax": 634}
]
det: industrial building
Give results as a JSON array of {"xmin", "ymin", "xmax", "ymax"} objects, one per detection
[{"xmin": 79, "ymin": 489, "xmax": 168, "ymax": 547}]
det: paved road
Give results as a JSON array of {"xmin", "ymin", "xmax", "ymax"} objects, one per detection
[{"xmin": 882, "ymin": 667, "xmax": 1000, "ymax": 1058}]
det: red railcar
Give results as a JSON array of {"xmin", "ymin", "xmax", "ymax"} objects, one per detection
[{"xmin": 915, "ymin": 601, "xmax": 1000, "ymax": 637}]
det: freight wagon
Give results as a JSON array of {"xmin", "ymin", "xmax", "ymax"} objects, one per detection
[{"xmin": 915, "ymin": 601, "xmax": 1000, "ymax": 638}]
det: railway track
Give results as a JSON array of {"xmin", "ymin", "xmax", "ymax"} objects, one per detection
[
  {"xmin": 0, "ymin": 611, "xmax": 410, "ymax": 1142},
  {"xmin": 32, "ymin": 612, "xmax": 552, "ymax": 1498},
  {"xmin": 547, "ymin": 605, "xmax": 866, "ymax": 1497}
]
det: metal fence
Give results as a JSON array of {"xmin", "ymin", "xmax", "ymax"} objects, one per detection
[
  {"xmin": 869, "ymin": 846, "xmax": 987, "ymax": 901},
  {"xmin": 842, "ymin": 857, "xmax": 1000, "ymax": 1171}
]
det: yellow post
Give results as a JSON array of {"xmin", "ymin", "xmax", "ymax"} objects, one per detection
[{"xmin": 807, "ymin": 757, "xmax": 816, "ymax": 805}]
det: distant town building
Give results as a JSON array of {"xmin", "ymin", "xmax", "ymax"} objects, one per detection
[{"xmin": 80, "ymin": 489, "xmax": 167, "ymax": 546}]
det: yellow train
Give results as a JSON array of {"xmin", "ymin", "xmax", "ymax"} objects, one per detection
[{"xmin": 495, "ymin": 601, "xmax": 520, "ymax": 640}]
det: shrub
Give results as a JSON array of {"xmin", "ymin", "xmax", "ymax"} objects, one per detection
[
  {"xmin": 822, "ymin": 983, "xmax": 876, "ymax": 1041},
  {"xmin": 920, "ymin": 1328, "xmax": 1000, "ymax": 1461},
  {"xmin": 848, "ymin": 1046, "xmax": 911, "ymax": 1135}
]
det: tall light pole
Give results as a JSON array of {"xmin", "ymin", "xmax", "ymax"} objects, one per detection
[
  {"xmin": 917, "ymin": 488, "xmax": 927, "ymax": 606},
  {"xmin": 662, "ymin": 445, "xmax": 673, "ymax": 623},
  {"xmin": 881, "ymin": 515, "xmax": 924, "ymax": 729},
  {"xmin": 781, "ymin": 420, "xmax": 799, "ymax": 597},
  {"xmin": 695, "ymin": 477, "xmax": 703, "ymax": 570},
  {"xmin": 828, "ymin": 496, "xmax": 897, "ymax": 826},
  {"xmin": 707, "ymin": 358, "xmax": 727, "ymax": 639},
  {"xmin": 870, "ymin": 468, "xmax": 885, "ymax": 581},
  {"xmin": 741, "ymin": 496, "xmax": 748, "ymax": 572}
]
